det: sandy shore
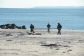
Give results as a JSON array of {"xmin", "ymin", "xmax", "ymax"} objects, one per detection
[{"xmin": 0, "ymin": 29, "xmax": 84, "ymax": 56}]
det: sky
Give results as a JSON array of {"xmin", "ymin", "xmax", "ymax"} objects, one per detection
[{"xmin": 0, "ymin": 0, "xmax": 84, "ymax": 8}]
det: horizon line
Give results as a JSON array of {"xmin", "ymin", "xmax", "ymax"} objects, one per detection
[{"xmin": 0, "ymin": 6, "xmax": 84, "ymax": 8}]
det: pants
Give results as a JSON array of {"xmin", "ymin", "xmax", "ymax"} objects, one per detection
[
  {"xmin": 30, "ymin": 29, "xmax": 34, "ymax": 33},
  {"xmin": 48, "ymin": 28, "xmax": 50, "ymax": 33},
  {"xmin": 57, "ymin": 29, "xmax": 61, "ymax": 35}
]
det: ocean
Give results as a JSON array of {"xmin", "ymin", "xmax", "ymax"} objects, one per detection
[{"xmin": 0, "ymin": 7, "xmax": 84, "ymax": 30}]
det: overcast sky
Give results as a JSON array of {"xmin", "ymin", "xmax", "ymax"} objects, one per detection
[{"xmin": 0, "ymin": 0, "xmax": 84, "ymax": 8}]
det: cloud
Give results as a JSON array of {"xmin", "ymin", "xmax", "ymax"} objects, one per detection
[{"xmin": 0, "ymin": 0, "xmax": 84, "ymax": 8}]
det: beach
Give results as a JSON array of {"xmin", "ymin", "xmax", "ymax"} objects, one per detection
[{"xmin": 0, "ymin": 29, "xmax": 84, "ymax": 56}]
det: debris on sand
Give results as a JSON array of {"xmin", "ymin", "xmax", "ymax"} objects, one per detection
[
  {"xmin": 41, "ymin": 44, "xmax": 58, "ymax": 47},
  {"xmin": 56, "ymin": 48, "xmax": 59, "ymax": 50},
  {"xmin": 67, "ymin": 49, "xmax": 72, "ymax": 52},
  {"xmin": 6, "ymin": 40, "xmax": 12, "ymax": 41},
  {"xmin": 63, "ymin": 45, "xmax": 70, "ymax": 47},
  {"xmin": 33, "ymin": 33, "xmax": 41, "ymax": 35},
  {"xmin": 6, "ymin": 33, "xmax": 12, "ymax": 36},
  {"xmin": 63, "ymin": 51, "xmax": 66, "ymax": 53},
  {"xmin": 27, "ymin": 32, "xmax": 41, "ymax": 35}
]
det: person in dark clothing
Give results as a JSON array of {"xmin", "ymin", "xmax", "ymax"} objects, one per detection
[
  {"xmin": 57, "ymin": 23, "xmax": 62, "ymax": 35},
  {"xmin": 30, "ymin": 24, "xmax": 35, "ymax": 33},
  {"xmin": 47, "ymin": 23, "xmax": 51, "ymax": 33}
]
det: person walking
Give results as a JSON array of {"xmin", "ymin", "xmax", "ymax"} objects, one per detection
[
  {"xmin": 57, "ymin": 23, "xmax": 62, "ymax": 35},
  {"xmin": 30, "ymin": 24, "xmax": 35, "ymax": 33},
  {"xmin": 47, "ymin": 23, "xmax": 51, "ymax": 33}
]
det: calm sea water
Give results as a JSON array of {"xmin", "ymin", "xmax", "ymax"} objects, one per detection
[{"xmin": 0, "ymin": 8, "xmax": 84, "ymax": 30}]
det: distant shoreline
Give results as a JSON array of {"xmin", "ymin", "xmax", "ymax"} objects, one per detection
[{"xmin": 0, "ymin": 6, "xmax": 84, "ymax": 9}]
